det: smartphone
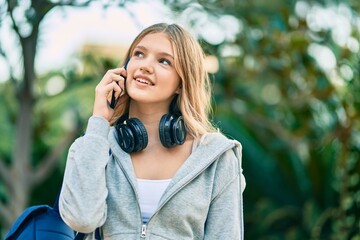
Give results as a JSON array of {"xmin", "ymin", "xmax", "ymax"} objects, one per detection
[{"xmin": 110, "ymin": 58, "xmax": 129, "ymax": 109}]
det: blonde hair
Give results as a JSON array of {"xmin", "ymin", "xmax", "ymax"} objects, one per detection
[{"xmin": 110, "ymin": 23, "xmax": 217, "ymax": 138}]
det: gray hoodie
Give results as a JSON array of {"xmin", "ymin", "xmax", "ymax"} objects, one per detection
[{"xmin": 59, "ymin": 116, "xmax": 245, "ymax": 239}]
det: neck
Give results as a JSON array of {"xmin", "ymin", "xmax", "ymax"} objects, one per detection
[{"xmin": 128, "ymin": 101, "xmax": 168, "ymax": 148}]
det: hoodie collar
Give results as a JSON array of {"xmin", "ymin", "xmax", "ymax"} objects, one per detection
[{"xmin": 108, "ymin": 128, "xmax": 235, "ymax": 201}]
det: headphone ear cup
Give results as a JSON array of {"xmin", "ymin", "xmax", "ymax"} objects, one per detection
[
  {"xmin": 127, "ymin": 118, "xmax": 148, "ymax": 152},
  {"xmin": 116, "ymin": 122, "xmax": 136, "ymax": 153},
  {"xmin": 115, "ymin": 117, "xmax": 148, "ymax": 153},
  {"xmin": 172, "ymin": 115, "xmax": 186, "ymax": 145},
  {"xmin": 159, "ymin": 114, "xmax": 173, "ymax": 148},
  {"xmin": 159, "ymin": 114, "xmax": 186, "ymax": 148}
]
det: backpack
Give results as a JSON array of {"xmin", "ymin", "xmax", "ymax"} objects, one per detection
[
  {"xmin": 5, "ymin": 151, "xmax": 111, "ymax": 240},
  {"xmin": 4, "ymin": 194, "xmax": 100, "ymax": 240}
]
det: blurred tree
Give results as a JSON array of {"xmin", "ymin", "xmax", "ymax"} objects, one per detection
[
  {"xmin": 1, "ymin": 0, "xmax": 360, "ymax": 239},
  {"xmin": 0, "ymin": 0, "xmax": 133, "ymax": 234},
  {"xmin": 164, "ymin": 0, "xmax": 360, "ymax": 239}
]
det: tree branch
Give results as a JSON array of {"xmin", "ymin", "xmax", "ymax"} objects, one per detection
[
  {"xmin": 6, "ymin": 0, "xmax": 21, "ymax": 37},
  {"xmin": 31, "ymin": 130, "xmax": 77, "ymax": 187},
  {"xmin": 0, "ymin": 158, "xmax": 12, "ymax": 191},
  {"xmin": 0, "ymin": 201, "xmax": 12, "ymax": 229}
]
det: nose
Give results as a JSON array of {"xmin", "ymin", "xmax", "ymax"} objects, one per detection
[{"xmin": 139, "ymin": 57, "xmax": 154, "ymax": 74}]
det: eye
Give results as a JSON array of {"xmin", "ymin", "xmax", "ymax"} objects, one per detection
[
  {"xmin": 133, "ymin": 51, "xmax": 144, "ymax": 58},
  {"xmin": 159, "ymin": 58, "xmax": 171, "ymax": 66}
]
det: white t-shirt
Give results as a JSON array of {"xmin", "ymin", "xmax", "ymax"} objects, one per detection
[
  {"xmin": 137, "ymin": 140, "xmax": 199, "ymax": 223},
  {"xmin": 137, "ymin": 178, "xmax": 172, "ymax": 223}
]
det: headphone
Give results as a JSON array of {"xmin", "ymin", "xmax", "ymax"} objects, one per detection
[{"xmin": 114, "ymin": 98, "xmax": 187, "ymax": 153}]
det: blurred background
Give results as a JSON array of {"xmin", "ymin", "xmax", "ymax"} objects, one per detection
[{"xmin": 0, "ymin": 0, "xmax": 359, "ymax": 239}]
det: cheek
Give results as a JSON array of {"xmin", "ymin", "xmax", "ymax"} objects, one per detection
[
  {"xmin": 125, "ymin": 60, "xmax": 134, "ymax": 77},
  {"xmin": 125, "ymin": 65, "xmax": 136, "ymax": 88},
  {"xmin": 162, "ymin": 76, "xmax": 181, "ymax": 92},
  {"xmin": 162, "ymin": 70, "xmax": 181, "ymax": 85}
]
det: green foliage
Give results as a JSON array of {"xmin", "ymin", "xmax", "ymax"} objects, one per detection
[
  {"xmin": 30, "ymin": 52, "xmax": 120, "ymax": 169},
  {"xmin": 168, "ymin": 0, "xmax": 360, "ymax": 239},
  {"xmin": 0, "ymin": 52, "xmax": 120, "ymax": 233},
  {"xmin": 1, "ymin": 0, "xmax": 359, "ymax": 238}
]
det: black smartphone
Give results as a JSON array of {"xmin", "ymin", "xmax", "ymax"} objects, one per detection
[{"xmin": 110, "ymin": 58, "xmax": 129, "ymax": 109}]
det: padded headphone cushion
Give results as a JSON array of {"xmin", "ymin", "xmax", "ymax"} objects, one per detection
[
  {"xmin": 159, "ymin": 114, "xmax": 174, "ymax": 148},
  {"xmin": 172, "ymin": 116, "xmax": 186, "ymax": 145},
  {"xmin": 159, "ymin": 114, "xmax": 186, "ymax": 148},
  {"xmin": 116, "ymin": 123, "xmax": 135, "ymax": 153},
  {"xmin": 126, "ymin": 118, "xmax": 148, "ymax": 152},
  {"xmin": 115, "ymin": 116, "xmax": 148, "ymax": 153}
]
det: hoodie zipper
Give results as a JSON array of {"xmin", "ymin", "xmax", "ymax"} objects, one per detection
[{"xmin": 141, "ymin": 224, "xmax": 147, "ymax": 238}]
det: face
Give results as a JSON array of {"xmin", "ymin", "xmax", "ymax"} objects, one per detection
[{"xmin": 125, "ymin": 32, "xmax": 181, "ymax": 108}]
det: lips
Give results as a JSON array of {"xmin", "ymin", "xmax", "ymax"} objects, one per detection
[{"xmin": 134, "ymin": 75, "xmax": 154, "ymax": 86}]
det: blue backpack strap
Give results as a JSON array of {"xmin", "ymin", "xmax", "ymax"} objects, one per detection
[
  {"xmin": 5, "ymin": 193, "xmax": 100, "ymax": 240},
  {"xmin": 4, "ymin": 205, "xmax": 50, "ymax": 239},
  {"xmin": 4, "ymin": 203, "xmax": 75, "ymax": 240},
  {"xmin": 6, "ymin": 149, "xmax": 110, "ymax": 240}
]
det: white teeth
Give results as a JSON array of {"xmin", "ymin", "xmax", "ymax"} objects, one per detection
[{"xmin": 136, "ymin": 78, "xmax": 153, "ymax": 85}]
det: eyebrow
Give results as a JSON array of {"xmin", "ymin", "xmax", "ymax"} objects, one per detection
[{"xmin": 134, "ymin": 45, "xmax": 174, "ymax": 60}]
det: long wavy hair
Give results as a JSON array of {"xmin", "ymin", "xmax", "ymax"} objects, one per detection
[{"xmin": 109, "ymin": 23, "xmax": 217, "ymax": 138}]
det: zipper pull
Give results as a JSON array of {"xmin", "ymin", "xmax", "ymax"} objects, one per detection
[{"xmin": 141, "ymin": 224, "xmax": 147, "ymax": 238}]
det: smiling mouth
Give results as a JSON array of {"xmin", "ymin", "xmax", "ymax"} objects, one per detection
[{"xmin": 135, "ymin": 78, "xmax": 154, "ymax": 86}]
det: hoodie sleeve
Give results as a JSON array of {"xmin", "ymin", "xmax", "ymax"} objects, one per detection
[
  {"xmin": 59, "ymin": 116, "xmax": 111, "ymax": 233},
  {"xmin": 204, "ymin": 141, "xmax": 245, "ymax": 240}
]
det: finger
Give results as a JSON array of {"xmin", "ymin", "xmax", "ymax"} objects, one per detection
[
  {"xmin": 100, "ymin": 72, "xmax": 123, "ymax": 85},
  {"xmin": 109, "ymin": 81, "xmax": 122, "ymax": 96},
  {"xmin": 96, "ymin": 80, "xmax": 120, "ymax": 99},
  {"xmin": 107, "ymin": 85, "xmax": 125, "ymax": 109},
  {"xmin": 107, "ymin": 82, "xmax": 122, "ymax": 102},
  {"xmin": 103, "ymin": 74, "xmax": 127, "ymax": 91},
  {"xmin": 107, "ymin": 67, "xmax": 127, "ymax": 78},
  {"xmin": 113, "ymin": 86, "xmax": 123, "ymax": 99}
]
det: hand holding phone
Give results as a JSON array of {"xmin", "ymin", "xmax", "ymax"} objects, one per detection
[
  {"xmin": 92, "ymin": 58, "xmax": 130, "ymax": 120},
  {"xmin": 110, "ymin": 58, "xmax": 130, "ymax": 109},
  {"xmin": 110, "ymin": 74, "xmax": 126, "ymax": 109}
]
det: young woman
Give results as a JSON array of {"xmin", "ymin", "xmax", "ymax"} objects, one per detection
[{"xmin": 59, "ymin": 23, "xmax": 245, "ymax": 239}]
